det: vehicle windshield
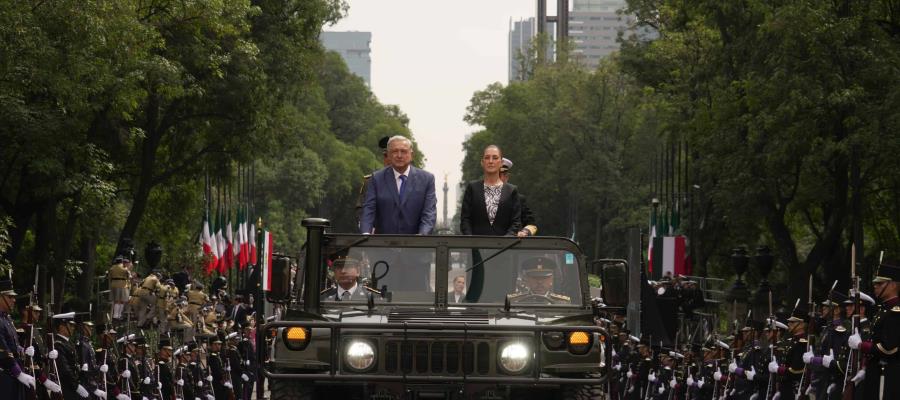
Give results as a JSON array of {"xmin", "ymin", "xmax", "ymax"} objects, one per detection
[{"xmin": 317, "ymin": 244, "xmax": 581, "ymax": 306}]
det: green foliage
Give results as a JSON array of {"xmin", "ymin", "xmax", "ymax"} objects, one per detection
[{"xmin": 0, "ymin": 0, "xmax": 421, "ymax": 303}]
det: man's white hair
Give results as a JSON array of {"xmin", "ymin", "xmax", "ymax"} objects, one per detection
[{"xmin": 387, "ymin": 135, "xmax": 412, "ymax": 149}]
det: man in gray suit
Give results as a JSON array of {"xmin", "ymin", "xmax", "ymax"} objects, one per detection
[{"xmin": 360, "ymin": 136, "xmax": 437, "ymax": 235}]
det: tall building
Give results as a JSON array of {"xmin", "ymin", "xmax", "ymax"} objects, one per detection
[
  {"xmin": 568, "ymin": 0, "xmax": 632, "ymax": 69},
  {"xmin": 509, "ymin": 17, "xmax": 536, "ymax": 82},
  {"xmin": 320, "ymin": 31, "xmax": 372, "ymax": 86}
]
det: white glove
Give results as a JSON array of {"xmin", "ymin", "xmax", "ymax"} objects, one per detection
[
  {"xmin": 25, "ymin": 346, "xmax": 35, "ymax": 357},
  {"xmin": 177, "ymin": 379, "xmax": 184, "ymax": 386},
  {"xmin": 77, "ymin": 384, "xmax": 89, "ymax": 398},
  {"xmin": 686, "ymin": 376, "xmax": 694, "ymax": 387},
  {"xmin": 206, "ymin": 375, "xmax": 213, "ymax": 382},
  {"xmin": 44, "ymin": 379, "xmax": 62, "ymax": 393},
  {"xmin": 226, "ymin": 366, "xmax": 231, "ymax": 372},
  {"xmin": 142, "ymin": 376, "xmax": 151, "ymax": 385},
  {"xmin": 769, "ymin": 359, "xmax": 779, "ymax": 373},
  {"xmin": 81, "ymin": 363, "xmax": 89, "ymax": 372},
  {"xmin": 802, "ymin": 351, "xmax": 814, "ymax": 364},
  {"xmin": 626, "ymin": 370, "xmax": 633, "ymax": 379},
  {"xmin": 94, "ymin": 389, "xmax": 107, "ymax": 399},
  {"xmin": 157, "ymin": 382, "xmax": 162, "ymax": 390},
  {"xmin": 848, "ymin": 331, "xmax": 861, "ymax": 349},
  {"xmin": 16, "ymin": 372, "xmax": 36, "ymax": 388},
  {"xmin": 613, "ymin": 363, "xmax": 621, "ymax": 371},
  {"xmin": 729, "ymin": 361, "xmax": 738, "ymax": 373},
  {"xmin": 206, "ymin": 395, "xmax": 215, "ymax": 400},
  {"xmin": 116, "ymin": 394, "xmax": 131, "ymax": 400},
  {"xmin": 852, "ymin": 369, "xmax": 865, "ymax": 385},
  {"xmin": 827, "ymin": 383, "xmax": 837, "ymax": 394},
  {"xmin": 48, "ymin": 349, "xmax": 58, "ymax": 360},
  {"xmin": 197, "ymin": 380, "xmax": 203, "ymax": 387},
  {"xmin": 241, "ymin": 374, "xmax": 249, "ymax": 382},
  {"xmin": 658, "ymin": 385, "xmax": 665, "ymax": 394},
  {"xmin": 100, "ymin": 364, "xmax": 109, "ymax": 373},
  {"xmin": 745, "ymin": 366, "xmax": 756, "ymax": 381},
  {"xmin": 121, "ymin": 369, "xmax": 132, "ymax": 379},
  {"xmin": 244, "ymin": 360, "xmax": 250, "ymax": 366},
  {"xmin": 224, "ymin": 381, "xmax": 233, "ymax": 389},
  {"xmin": 822, "ymin": 349, "xmax": 834, "ymax": 368},
  {"xmin": 697, "ymin": 377, "xmax": 705, "ymax": 389},
  {"xmin": 714, "ymin": 371, "xmax": 723, "ymax": 382},
  {"xmin": 648, "ymin": 372, "xmax": 657, "ymax": 382},
  {"xmin": 669, "ymin": 378, "xmax": 677, "ymax": 387},
  {"xmin": 142, "ymin": 397, "xmax": 149, "ymax": 400}
]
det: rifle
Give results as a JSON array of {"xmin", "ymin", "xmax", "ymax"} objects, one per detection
[
  {"xmin": 765, "ymin": 289, "xmax": 777, "ymax": 400},
  {"xmin": 842, "ymin": 244, "xmax": 861, "ymax": 399},
  {"xmin": 46, "ymin": 303, "xmax": 63, "ymax": 400},
  {"xmin": 721, "ymin": 300, "xmax": 739, "ymax": 400}
]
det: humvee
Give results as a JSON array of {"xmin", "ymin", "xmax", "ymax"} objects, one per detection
[{"xmin": 262, "ymin": 219, "xmax": 612, "ymax": 400}]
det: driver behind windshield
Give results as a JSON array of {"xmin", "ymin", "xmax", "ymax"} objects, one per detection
[
  {"xmin": 321, "ymin": 257, "xmax": 369, "ymax": 301},
  {"xmin": 509, "ymin": 256, "xmax": 571, "ymax": 304}
]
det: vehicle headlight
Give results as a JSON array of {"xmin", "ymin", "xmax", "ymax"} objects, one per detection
[
  {"xmin": 499, "ymin": 342, "xmax": 529, "ymax": 374},
  {"xmin": 345, "ymin": 341, "xmax": 376, "ymax": 371}
]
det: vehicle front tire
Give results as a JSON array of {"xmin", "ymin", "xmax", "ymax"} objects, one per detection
[
  {"xmin": 558, "ymin": 374, "xmax": 605, "ymax": 400},
  {"xmin": 270, "ymin": 378, "xmax": 313, "ymax": 400}
]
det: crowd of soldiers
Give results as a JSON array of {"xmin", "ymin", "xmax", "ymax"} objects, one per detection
[
  {"xmin": 598, "ymin": 261, "xmax": 899, "ymax": 400},
  {"xmin": 0, "ymin": 255, "xmax": 262, "ymax": 400}
]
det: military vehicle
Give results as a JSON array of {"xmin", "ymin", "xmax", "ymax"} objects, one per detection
[{"xmin": 261, "ymin": 218, "xmax": 613, "ymax": 400}]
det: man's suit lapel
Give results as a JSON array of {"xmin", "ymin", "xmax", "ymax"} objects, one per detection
[{"xmin": 383, "ymin": 167, "xmax": 400, "ymax": 205}]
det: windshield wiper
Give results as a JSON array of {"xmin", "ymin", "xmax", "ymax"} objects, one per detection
[{"xmin": 465, "ymin": 239, "xmax": 522, "ymax": 272}]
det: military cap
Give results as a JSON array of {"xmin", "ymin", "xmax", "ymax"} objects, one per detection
[
  {"xmin": 133, "ymin": 335, "xmax": 147, "ymax": 346},
  {"xmin": 787, "ymin": 305, "xmax": 809, "ymax": 323},
  {"xmin": 159, "ymin": 337, "xmax": 173, "ymax": 351},
  {"xmin": 52, "ymin": 311, "xmax": 77, "ymax": 324},
  {"xmin": 873, "ymin": 261, "xmax": 900, "ymax": 283},
  {"xmin": 378, "ymin": 136, "xmax": 390, "ymax": 150},
  {"xmin": 0, "ymin": 278, "xmax": 17, "ymax": 296},
  {"xmin": 822, "ymin": 290, "xmax": 848, "ymax": 306},
  {"xmin": 213, "ymin": 331, "xmax": 226, "ymax": 344},
  {"xmin": 113, "ymin": 255, "xmax": 125, "ymax": 264},
  {"xmin": 331, "ymin": 256, "xmax": 360, "ymax": 270},
  {"xmin": 500, "ymin": 158, "xmax": 513, "ymax": 173},
  {"xmin": 845, "ymin": 289, "xmax": 875, "ymax": 305},
  {"xmin": 521, "ymin": 257, "xmax": 556, "ymax": 277}
]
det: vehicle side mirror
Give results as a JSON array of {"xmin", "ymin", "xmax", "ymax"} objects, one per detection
[
  {"xmin": 593, "ymin": 259, "xmax": 628, "ymax": 308},
  {"xmin": 266, "ymin": 254, "xmax": 292, "ymax": 303}
]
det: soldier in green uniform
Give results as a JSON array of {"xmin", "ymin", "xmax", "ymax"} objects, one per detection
[
  {"xmin": 509, "ymin": 256, "xmax": 571, "ymax": 304},
  {"xmin": 355, "ymin": 136, "xmax": 391, "ymax": 228}
]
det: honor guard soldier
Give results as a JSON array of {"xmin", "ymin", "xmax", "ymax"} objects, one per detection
[
  {"xmin": 116, "ymin": 334, "xmax": 138, "ymax": 399},
  {"xmin": 356, "ymin": 136, "xmax": 391, "ymax": 228},
  {"xmin": 49, "ymin": 311, "xmax": 91, "ymax": 400},
  {"xmin": 0, "ymin": 278, "xmax": 38, "ymax": 398},
  {"xmin": 225, "ymin": 332, "xmax": 243, "ymax": 398},
  {"xmin": 208, "ymin": 332, "xmax": 232, "ymax": 400},
  {"xmin": 74, "ymin": 314, "xmax": 106, "ymax": 399},
  {"xmin": 498, "ymin": 158, "xmax": 538, "ymax": 237},
  {"xmin": 509, "ymin": 257, "xmax": 571, "ymax": 304},
  {"xmin": 237, "ymin": 326, "xmax": 256, "ymax": 400},
  {"xmin": 108, "ymin": 258, "xmax": 131, "ymax": 321},
  {"xmin": 768, "ymin": 305, "xmax": 810, "ymax": 400},
  {"xmin": 174, "ymin": 345, "xmax": 194, "ymax": 400},
  {"xmin": 157, "ymin": 338, "xmax": 174, "ymax": 400},
  {"xmin": 848, "ymin": 261, "xmax": 900, "ymax": 400}
]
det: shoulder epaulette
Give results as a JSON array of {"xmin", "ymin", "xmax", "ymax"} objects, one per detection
[
  {"xmin": 892, "ymin": 306, "xmax": 900, "ymax": 312},
  {"xmin": 800, "ymin": 338, "xmax": 808, "ymax": 343},
  {"xmin": 835, "ymin": 326, "xmax": 847, "ymax": 333}
]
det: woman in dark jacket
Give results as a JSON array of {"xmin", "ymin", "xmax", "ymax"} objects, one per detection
[{"xmin": 460, "ymin": 145, "xmax": 522, "ymax": 236}]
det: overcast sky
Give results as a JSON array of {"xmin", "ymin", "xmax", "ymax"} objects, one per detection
[{"xmin": 328, "ymin": 0, "xmax": 538, "ymax": 226}]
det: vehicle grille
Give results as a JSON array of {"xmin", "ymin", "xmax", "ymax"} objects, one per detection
[
  {"xmin": 387, "ymin": 310, "xmax": 490, "ymax": 325},
  {"xmin": 383, "ymin": 339, "xmax": 492, "ymax": 375}
]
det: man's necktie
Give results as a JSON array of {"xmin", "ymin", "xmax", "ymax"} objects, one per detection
[
  {"xmin": 341, "ymin": 291, "xmax": 350, "ymax": 301},
  {"xmin": 398, "ymin": 175, "xmax": 407, "ymax": 202}
]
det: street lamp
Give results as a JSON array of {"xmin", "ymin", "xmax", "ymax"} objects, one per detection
[
  {"xmin": 752, "ymin": 246, "xmax": 775, "ymax": 326},
  {"xmin": 726, "ymin": 247, "xmax": 751, "ymax": 332}
]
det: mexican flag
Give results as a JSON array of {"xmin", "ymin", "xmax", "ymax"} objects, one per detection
[
  {"xmin": 260, "ymin": 230, "xmax": 273, "ymax": 291},
  {"xmin": 651, "ymin": 235, "xmax": 688, "ymax": 278},
  {"xmin": 249, "ymin": 220, "xmax": 258, "ymax": 266},
  {"xmin": 201, "ymin": 212, "xmax": 218, "ymax": 274},
  {"xmin": 223, "ymin": 212, "xmax": 234, "ymax": 273},
  {"xmin": 647, "ymin": 205, "xmax": 658, "ymax": 277},
  {"xmin": 236, "ymin": 209, "xmax": 248, "ymax": 269},
  {"xmin": 215, "ymin": 206, "xmax": 226, "ymax": 274}
]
